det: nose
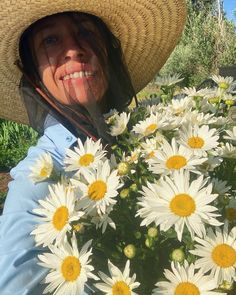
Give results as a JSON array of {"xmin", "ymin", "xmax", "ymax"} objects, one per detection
[{"xmin": 63, "ymin": 34, "xmax": 89, "ymax": 62}]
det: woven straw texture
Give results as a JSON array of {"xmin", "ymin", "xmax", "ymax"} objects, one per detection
[{"xmin": 0, "ymin": 0, "xmax": 186, "ymax": 124}]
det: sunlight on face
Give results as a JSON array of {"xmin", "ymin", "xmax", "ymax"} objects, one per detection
[{"xmin": 32, "ymin": 13, "xmax": 108, "ymax": 107}]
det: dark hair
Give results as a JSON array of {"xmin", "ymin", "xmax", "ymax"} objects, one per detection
[{"xmin": 19, "ymin": 11, "xmax": 136, "ymax": 141}]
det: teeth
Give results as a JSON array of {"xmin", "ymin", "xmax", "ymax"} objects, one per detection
[{"xmin": 62, "ymin": 71, "xmax": 93, "ymax": 80}]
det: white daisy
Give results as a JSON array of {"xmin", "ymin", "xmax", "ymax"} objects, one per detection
[
  {"xmin": 154, "ymin": 74, "xmax": 184, "ymax": 87},
  {"xmin": 90, "ymin": 206, "xmax": 116, "ymax": 233},
  {"xmin": 109, "ymin": 112, "xmax": 130, "ymax": 136},
  {"xmin": 182, "ymin": 110, "xmax": 216, "ymax": 126},
  {"xmin": 211, "ymin": 75, "xmax": 235, "ymax": 91},
  {"xmin": 31, "ymin": 183, "xmax": 83, "ymax": 247},
  {"xmin": 38, "ymin": 235, "xmax": 98, "ymax": 295},
  {"xmin": 178, "ymin": 124, "xmax": 219, "ymax": 156},
  {"xmin": 190, "ymin": 224, "xmax": 236, "ymax": 285},
  {"xmin": 211, "ymin": 178, "xmax": 231, "ymax": 195},
  {"xmin": 141, "ymin": 137, "xmax": 163, "ymax": 160},
  {"xmin": 64, "ymin": 137, "xmax": 106, "ymax": 173},
  {"xmin": 147, "ymin": 138, "xmax": 207, "ymax": 176},
  {"xmin": 132, "ymin": 113, "xmax": 168, "ymax": 137},
  {"xmin": 152, "ymin": 260, "xmax": 226, "ymax": 295},
  {"xmin": 216, "ymin": 142, "xmax": 236, "ymax": 159},
  {"xmin": 223, "ymin": 93, "xmax": 236, "ymax": 105},
  {"xmin": 201, "ymin": 155, "xmax": 223, "ymax": 172},
  {"xmin": 71, "ymin": 160, "xmax": 123, "ymax": 215},
  {"xmin": 224, "ymin": 126, "xmax": 236, "ymax": 141},
  {"xmin": 137, "ymin": 170, "xmax": 222, "ymax": 241},
  {"xmin": 95, "ymin": 260, "xmax": 140, "ymax": 294},
  {"xmin": 29, "ymin": 152, "xmax": 53, "ymax": 183},
  {"xmin": 182, "ymin": 87, "xmax": 210, "ymax": 98},
  {"xmin": 169, "ymin": 96, "xmax": 194, "ymax": 116}
]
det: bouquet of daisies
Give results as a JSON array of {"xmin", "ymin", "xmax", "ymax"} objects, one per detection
[{"xmin": 29, "ymin": 74, "xmax": 236, "ymax": 295}]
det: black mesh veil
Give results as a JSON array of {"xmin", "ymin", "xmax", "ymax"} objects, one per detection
[{"xmin": 18, "ymin": 11, "xmax": 137, "ymax": 144}]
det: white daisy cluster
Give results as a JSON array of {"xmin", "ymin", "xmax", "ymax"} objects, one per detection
[{"xmin": 30, "ymin": 74, "xmax": 236, "ymax": 294}]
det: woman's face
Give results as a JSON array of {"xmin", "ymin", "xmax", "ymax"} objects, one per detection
[{"xmin": 32, "ymin": 13, "xmax": 108, "ymax": 106}]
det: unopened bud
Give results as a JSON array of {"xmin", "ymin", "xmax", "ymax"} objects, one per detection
[
  {"xmin": 134, "ymin": 231, "xmax": 142, "ymax": 239},
  {"xmin": 120, "ymin": 188, "xmax": 130, "ymax": 199},
  {"xmin": 145, "ymin": 238, "xmax": 153, "ymax": 248},
  {"xmin": 130, "ymin": 183, "xmax": 138, "ymax": 192},
  {"xmin": 118, "ymin": 162, "xmax": 130, "ymax": 175},
  {"xmin": 171, "ymin": 248, "xmax": 185, "ymax": 263},
  {"xmin": 124, "ymin": 244, "xmax": 136, "ymax": 259},
  {"xmin": 147, "ymin": 227, "xmax": 158, "ymax": 238}
]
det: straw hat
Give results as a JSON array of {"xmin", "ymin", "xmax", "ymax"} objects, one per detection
[{"xmin": 0, "ymin": 0, "xmax": 186, "ymax": 125}]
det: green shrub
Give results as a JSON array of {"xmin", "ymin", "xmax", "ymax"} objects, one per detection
[{"xmin": 0, "ymin": 119, "xmax": 38, "ymax": 170}]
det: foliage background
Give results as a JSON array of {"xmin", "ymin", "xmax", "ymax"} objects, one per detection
[{"xmin": 159, "ymin": 0, "xmax": 236, "ymax": 86}]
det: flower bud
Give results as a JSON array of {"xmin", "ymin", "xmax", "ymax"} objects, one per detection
[
  {"xmin": 147, "ymin": 227, "xmax": 158, "ymax": 238},
  {"xmin": 145, "ymin": 238, "xmax": 153, "ymax": 248},
  {"xmin": 118, "ymin": 162, "xmax": 130, "ymax": 176},
  {"xmin": 134, "ymin": 231, "xmax": 142, "ymax": 239},
  {"xmin": 120, "ymin": 188, "xmax": 130, "ymax": 199},
  {"xmin": 124, "ymin": 244, "xmax": 136, "ymax": 259},
  {"xmin": 130, "ymin": 183, "xmax": 138, "ymax": 192},
  {"xmin": 171, "ymin": 248, "xmax": 185, "ymax": 263}
]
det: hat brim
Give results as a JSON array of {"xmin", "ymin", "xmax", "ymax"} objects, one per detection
[{"xmin": 0, "ymin": 0, "xmax": 186, "ymax": 124}]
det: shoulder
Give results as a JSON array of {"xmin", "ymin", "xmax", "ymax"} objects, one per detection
[{"xmin": 3, "ymin": 123, "xmax": 76, "ymax": 214}]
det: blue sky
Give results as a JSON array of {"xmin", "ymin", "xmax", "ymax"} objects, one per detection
[{"xmin": 224, "ymin": 0, "xmax": 236, "ymax": 22}]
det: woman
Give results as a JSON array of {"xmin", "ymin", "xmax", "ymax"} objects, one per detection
[{"xmin": 0, "ymin": 1, "xmax": 186, "ymax": 294}]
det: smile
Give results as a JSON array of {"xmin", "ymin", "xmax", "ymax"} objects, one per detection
[{"xmin": 61, "ymin": 71, "xmax": 94, "ymax": 81}]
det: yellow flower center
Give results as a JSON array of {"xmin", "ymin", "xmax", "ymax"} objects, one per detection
[
  {"xmin": 112, "ymin": 281, "xmax": 131, "ymax": 295},
  {"xmin": 170, "ymin": 194, "xmax": 196, "ymax": 217},
  {"xmin": 175, "ymin": 282, "xmax": 200, "ymax": 295},
  {"xmin": 79, "ymin": 154, "xmax": 94, "ymax": 167},
  {"xmin": 166, "ymin": 155, "xmax": 187, "ymax": 170},
  {"xmin": 225, "ymin": 208, "xmax": 236, "ymax": 221},
  {"xmin": 145, "ymin": 123, "xmax": 157, "ymax": 136},
  {"xmin": 73, "ymin": 223, "xmax": 84, "ymax": 233},
  {"xmin": 61, "ymin": 256, "xmax": 81, "ymax": 281},
  {"xmin": 187, "ymin": 136, "xmax": 204, "ymax": 149},
  {"xmin": 212, "ymin": 244, "xmax": 236, "ymax": 268},
  {"xmin": 52, "ymin": 206, "xmax": 69, "ymax": 230},
  {"xmin": 40, "ymin": 167, "xmax": 50, "ymax": 177},
  {"xmin": 88, "ymin": 180, "xmax": 107, "ymax": 201},
  {"xmin": 219, "ymin": 82, "xmax": 229, "ymax": 90},
  {"xmin": 147, "ymin": 151, "xmax": 155, "ymax": 159}
]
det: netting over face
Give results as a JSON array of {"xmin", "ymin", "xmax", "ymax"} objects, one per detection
[{"xmin": 19, "ymin": 11, "xmax": 136, "ymax": 143}]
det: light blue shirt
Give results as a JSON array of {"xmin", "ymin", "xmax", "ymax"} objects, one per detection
[{"xmin": 0, "ymin": 121, "xmax": 94, "ymax": 294}]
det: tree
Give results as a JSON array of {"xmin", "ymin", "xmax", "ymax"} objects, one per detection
[{"xmin": 159, "ymin": 0, "xmax": 236, "ymax": 86}]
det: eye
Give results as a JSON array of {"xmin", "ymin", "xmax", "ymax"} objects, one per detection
[
  {"xmin": 78, "ymin": 27, "xmax": 93, "ymax": 38},
  {"xmin": 42, "ymin": 35, "xmax": 59, "ymax": 46}
]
